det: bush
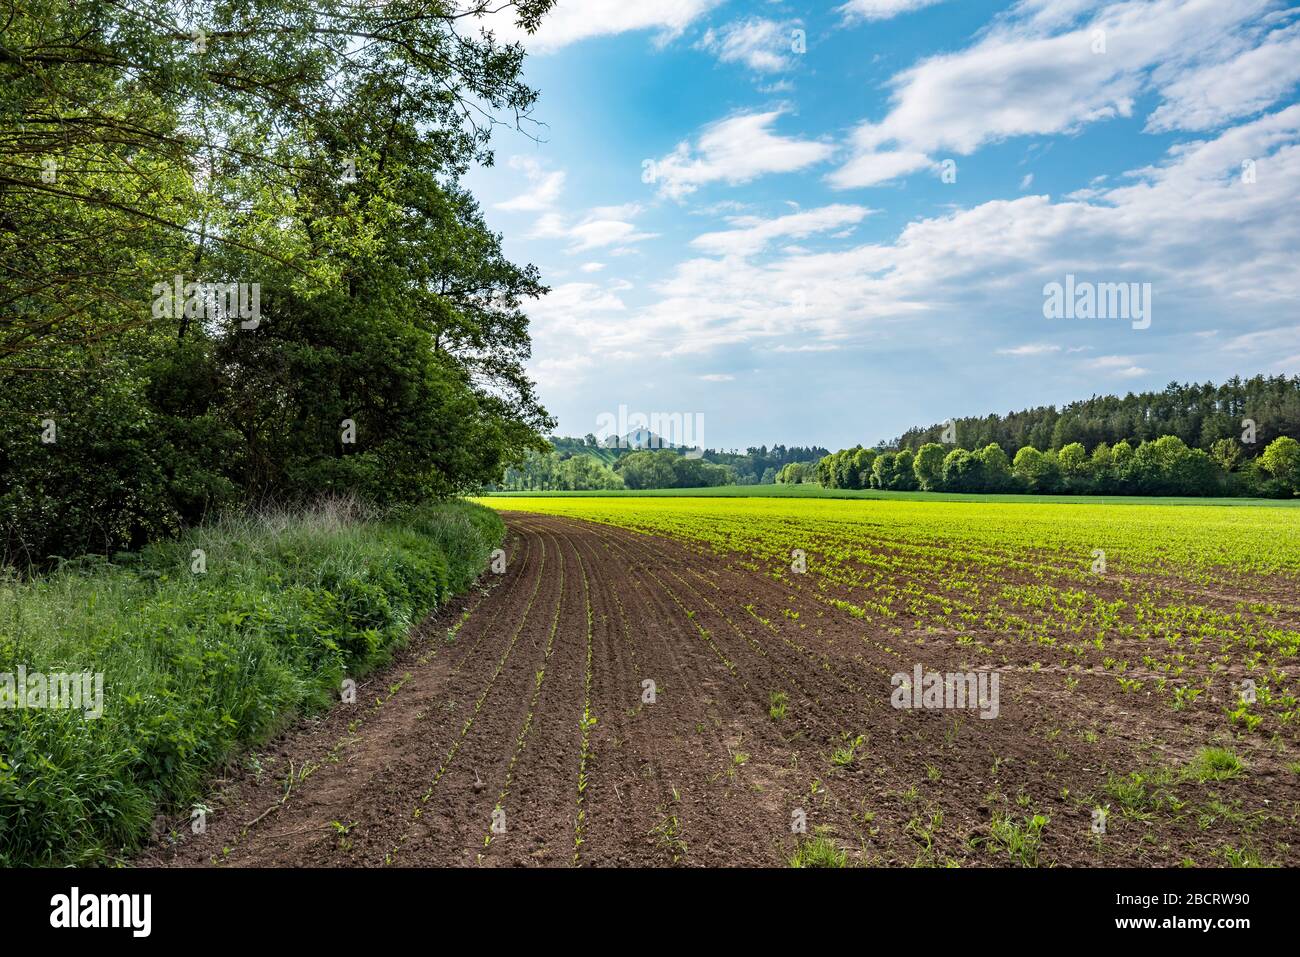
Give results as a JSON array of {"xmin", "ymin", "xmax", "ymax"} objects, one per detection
[{"xmin": 0, "ymin": 500, "xmax": 502, "ymax": 866}]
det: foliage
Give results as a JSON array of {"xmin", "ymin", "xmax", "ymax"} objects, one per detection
[
  {"xmin": 885, "ymin": 376, "xmax": 1300, "ymax": 459},
  {"xmin": 1, "ymin": 0, "xmax": 557, "ymax": 563},
  {"xmin": 0, "ymin": 500, "xmax": 503, "ymax": 866},
  {"xmin": 814, "ymin": 435, "xmax": 1298, "ymax": 498}
]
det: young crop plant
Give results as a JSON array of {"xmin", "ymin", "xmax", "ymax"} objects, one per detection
[
  {"xmin": 388, "ymin": 538, "xmax": 553, "ymax": 864},
  {"xmin": 831, "ymin": 734, "xmax": 866, "ymax": 769},
  {"xmin": 574, "ymin": 560, "xmax": 597, "ymax": 865},
  {"xmin": 769, "ymin": 690, "xmax": 789, "ymax": 721}
]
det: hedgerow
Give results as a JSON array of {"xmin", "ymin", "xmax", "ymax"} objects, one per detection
[{"xmin": 0, "ymin": 500, "xmax": 502, "ymax": 866}]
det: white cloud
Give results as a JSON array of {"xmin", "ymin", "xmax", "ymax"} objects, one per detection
[
  {"xmin": 699, "ymin": 373, "xmax": 735, "ymax": 381},
  {"xmin": 691, "ymin": 204, "xmax": 871, "ymax": 257},
  {"xmin": 837, "ymin": 0, "xmax": 951, "ymax": 22},
  {"xmin": 533, "ymin": 204, "xmax": 658, "ymax": 253},
  {"xmin": 652, "ymin": 110, "xmax": 834, "ymax": 200},
  {"xmin": 496, "ymin": 157, "xmax": 566, "ymax": 212},
  {"xmin": 998, "ymin": 343, "xmax": 1060, "ymax": 356},
  {"xmin": 697, "ymin": 18, "xmax": 801, "ymax": 72},
  {"xmin": 1145, "ymin": 22, "xmax": 1300, "ymax": 133},
  {"xmin": 479, "ymin": 0, "xmax": 723, "ymax": 53},
  {"xmin": 827, "ymin": 149, "xmax": 932, "ymax": 189},
  {"xmin": 838, "ymin": 0, "xmax": 946, "ymax": 23},
  {"xmin": 832, "ymin": 0, "xmax": 1299, "ymax": 187},
  {"xmin": 1019, "ymin": 173, "xmax": 1035, "ymax": 190},
  {"xmin": 579, "ymin": 262, "xmax": 606, "ymax": 273},
  {"xmin": 1085, "ymin": 355, "xmax": 1148, "ymax": 377},
  {"xmin": 1224, "ymin": 325, "xmax": 1300, "ymax": 371},
  {"xmin": 533, "ymin": 106, "xmax": 1300, "ymax": 362}
]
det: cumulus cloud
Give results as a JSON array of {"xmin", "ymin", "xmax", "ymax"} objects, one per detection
[
  {"xmin": 495, "ymin": 157, "xmax": 566, "ymax": 213},
  {"xmin": 998, "ymin": 343, "xmax": 1061, "ymax": 356},
  {"xmin": 697, "ymin": 17, "xmax": 802, "ymax": 72},
  {"xmin": 534, "ymin": 105, "xmax": 1300, "ymax": 363},
  {"xmin": 651, "ymin": 110, "xmax": 834, "ymax": 200},
  {"xmin": 533, "ymin": 203, "xmax": 658, "ymax": 253},
  {"xmin": 691, "ymin": 204, "xmax": 872, "ymax": 257},
  {"xmin": 478, "ymin": 0, "xmax": 723, "ymax": 53},
  {"xmin": 831, "ymin": 0, "xmax": 1300, "ymax": 188},
  {"xmin": 1085, "ymin": 355, "xmax": 1148, "ymax": 377},
  {"xmin": 838, "ymin": 0, "xmax": 946, "ymax": 23}
]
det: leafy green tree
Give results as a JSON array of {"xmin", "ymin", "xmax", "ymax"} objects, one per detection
[
  {"xmin": 1, "ymin": 0, "xmax": 563, "ymax": 561},
  {"xmin": 888, "ymin": 449, "xmax": 919, "ymax": 490},
  {"xmin": 912, "ymin": 442, "xmax": 947, "ymax": 491},
  {"xmin": 1260, "ymin": 436, "xmax": 1300, "ymax": 494},
  {"xmin": 942, "ymin": 449, "xmax": 984, "ymax": 492},
  {"xmin": 1057, "ymin": 442, "xmax": 1092, "ymax": 492},
  {"xmin": 1090, "ymin": 442, "xmax": 1114, "ymax": 492},
  {"xmin": 1012, "ymin": 446, "xmax": 1061, "ymax": 493},
  {"xmin": 1109, "ymin": 440, "xmax": 1136, "ymax": 492},
  {"xmin": 976, "ymin": 443, "xmax": 1012, "ymax": 491},
  {"xmin": 617, "ymin": 451, "xmax": 679, "ymax": 490},
  {"xmin": 851, "ymin": 447, "xmax": 878, "ymax": 489},
  {"xmin": 1210, "ymin": 438, "xmax": 1243, "ymax": 474},
  {"xmin": 834, "ymin": 447, "xmax": 862, "ymax": 490},
  {"xmin": 815, "ymin": 455, "xmax": 835, "ymax": 487}
]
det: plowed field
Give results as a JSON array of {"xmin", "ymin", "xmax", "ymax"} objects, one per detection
[{"xmin": 150, "ymin": 506, "xmax": 1300, "ymax": 867}]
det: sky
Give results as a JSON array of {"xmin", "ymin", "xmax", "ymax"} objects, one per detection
[{"xmin": 463, "ymin": 0, "xmax": 1300, "ymax": 451}]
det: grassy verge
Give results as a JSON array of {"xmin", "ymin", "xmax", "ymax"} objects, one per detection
[{"xmin": 0, "ymin": 499, "xmax": 503, "ymax": 866}]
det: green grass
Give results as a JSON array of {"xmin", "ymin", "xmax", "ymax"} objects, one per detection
[
  {"xmin": 1187, "ymin": 747, "xmax": 1246, "ymax": 782},
  {"xmin": 482, "ymin": 482, "xmax": 1299, "ymax": 507},
  {"xmin": 985, "ymin": 812, "xmax": 1050, "ymax": 867},
  {"xmin": 0, "ymin": 499, "xmax": 502, "ymax": 866},
  {"xmin": 789, "ymin": 834, "xmax": 848, "ymax": 868}
]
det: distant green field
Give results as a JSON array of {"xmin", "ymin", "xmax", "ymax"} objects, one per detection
[{"xmin": 483, "ymin": 482, "xmax": 1299, "ymax": 507}]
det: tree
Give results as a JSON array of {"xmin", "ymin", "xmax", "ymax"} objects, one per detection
[
  {"xmin": 1, "ymin": 0, "xmax": 563, "ymax": 562},
  {"xmin": 835, "ymin": 447, "xmax": 862, "ymax": 490},
  {"xmin": 942, "ymin": 449, "xmax": 984, "ymax": 492},
  {"xmin": 1012, "ymin": 446, "xmax": 1060, "ymax": 493},
  {"xmin": 913, "ymin": 443, "xmax": 947, "ymax": 491},
  {"xmin": 1090, "ymin": 442, "xmax": 1115, "ymax": 492},
  {"xmin": 1057, "ymin": 442, "xmax": 1092, "ymax": 493},
  {"xmin": 1260, "ymin": 436, "xmax": 1300, "ymax": 494},
  {"xmin": 1210, "ymin": 438, "xmax": 1243, "ymax": 473},
  {"xmin": 617, "ymin": 451, "xmax": 679, "ymax": 490},
  {"xmin": 891, "ymin": 449, "xmax": 917, "ymax": 490},
  {"xmin": 851, "ymin": 447, "xmax": 878, "ymax": 490},
  {"xmin": 976, "ymin": 443, "xmax": 1012, "ymax": 491},
  {"xmin": 870, "ymin": 452, "xmax": 896, "ymax": 490}
]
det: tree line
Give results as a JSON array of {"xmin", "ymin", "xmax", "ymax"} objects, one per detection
[
  {"xmin": 884, "ymin": 376, "xmax": 1300, "ymax": 459},
  {"xmin": 1, "ymin": 1, "xmax": 558, "ymax": 565},
  {"xmin": 496, "ymin": 437, "xmax": 828, "ymax": 490},
  {"xmin": 498, "ymin": 448, "xmax": 735, "ymax": 491},
  {"xmin": 817, "ymin": 434, "xmax": 1300, "ymax": 497}
]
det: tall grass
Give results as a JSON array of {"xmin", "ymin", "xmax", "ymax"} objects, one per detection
[{"xmin": 0, "ymin": 500, "xmax": 503, "ymax": 866}]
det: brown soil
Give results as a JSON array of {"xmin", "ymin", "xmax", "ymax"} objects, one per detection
[{"xmin": 143, "ymin": 513, "xmax": 1300, "ymax": 868}]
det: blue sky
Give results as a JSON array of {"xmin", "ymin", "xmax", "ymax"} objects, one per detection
[{"xmin": 465, "ymin": 0, "xmax": 1300, "ymax": 451}]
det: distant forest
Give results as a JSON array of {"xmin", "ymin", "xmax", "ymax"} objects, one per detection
[
  {"xmin": 883, "ymin": 375, "xmax": 1300, "ymax": 457},
  {"xmin": 496, "ymin": 438, "xmax": 828, "ymax": 491}
]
